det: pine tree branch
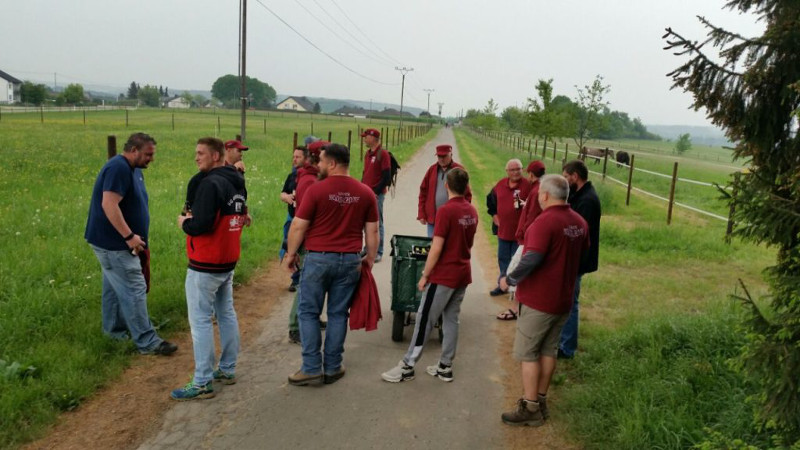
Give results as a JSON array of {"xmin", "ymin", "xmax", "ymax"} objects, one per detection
[{"xmin": 663, "ymin": 27, "xmax": 742, "ymax": 78}]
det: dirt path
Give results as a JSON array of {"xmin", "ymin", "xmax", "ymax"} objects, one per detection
[{"xmin": 28, "ymin": 127, "xmax": 577, "ymax": 449}]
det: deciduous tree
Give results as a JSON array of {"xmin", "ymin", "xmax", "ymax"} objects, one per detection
[
  {"xmin": 570, "ymin": 75, "xmax": 610, "ymax": 152},
  {"xmin": 62, "ymin": 83, "xmax": 84, "ymax": 105},
  {"xmin": 674, "ymin": 133, "xmax": 691, "ymax": 154},
  {"xmin": 20, "ymin": 81, "xmax": 47, "ymax": 105}
]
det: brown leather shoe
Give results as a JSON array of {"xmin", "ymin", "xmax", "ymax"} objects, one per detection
[
  {"xmin": 501, "ymin": 398, "xmax": 544, "ymax": 427},
  {"xmin": 323, "ymin": 367, "xmax": 346, "ymax": 385},
  {"xmin": 288, "ymin": 370, "xmax": 322, "ymax": 386}
]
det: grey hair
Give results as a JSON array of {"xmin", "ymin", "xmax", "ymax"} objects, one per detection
[
  {"xmin": 505, "ymin": 158, "xmax": 523, "ymax": 170},
  {"xmin": 538, "ymin": 174, "xmax": 569, "ymax": 201}
]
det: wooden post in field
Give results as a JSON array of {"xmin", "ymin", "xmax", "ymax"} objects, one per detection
[
  {"xmin": 126, "ymin": 110, "xmax": 129, "ymax": 128},
  {"xmin": 625, "ymin": 154, "xmax": 635, "ymax": 206},
  {"xmin": 552, "ymin": 141, "xmax": 557, "ymax": 164},
  {"xmin": 563, "ymin": 144, "xmax": 569, "ymax": 164},
  {"xmin": 527, "ymin": 139, "xmax": 532, "ymax": 158},
  {"xmin": 327, "ymin": 131, "xmax": 332, "ymax": 142},
  {"xmin": 311, "ymin": 122, "xmax": 314, "ymax": 135},
  {"xmin": 667, "ymin": 162, "xmax": 679, "ymax": 225},
  {"xmin": 347, "ymin": 130, "xmax": 352, "ymax": 151},
  {"xmin": 40, "ymin": 106, "xmax": 44, "ymax": 123},
  {"xmin": 292, "ymin": 132, "xmax": 298, "ymax": 150},
  {"xmin": 602, "ymin": 148, "xmax": 609, "ymax": 180},
  {"xmin": 217, "ymin": 116, "xmax": 220, "ymax": 133},
  {"xmin": 726, "ymin": 172, "xmax": 741, "ymax": 242},
  {"xmin": 171, "ymin": 113, "xmax": 175, "ymax": 130},
  {"xmin": 359, "ymin": 127, "xmax": 364, "ymax": 160},
  {"xmin": 392, "ymin": 128, "xmax": 396, "ymax": 148},
  {"xmin": 263, "ymin": 119, "xmax": 266, "ymax": 134},
  {"xmin": 107, "ymin": 135, "xmax": 117, "ymax": 159}
]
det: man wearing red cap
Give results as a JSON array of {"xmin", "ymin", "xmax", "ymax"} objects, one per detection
[
  {"xmin": 417, "ymin": 144, "xmax": 472, "ymax": 237},
  {"xmin": 224, "ymin": 140, "xmax": 248, "ymax": 174},
  {"xmin": 360, "ymin": 128, "xmax": 390, "ymax": 262}
]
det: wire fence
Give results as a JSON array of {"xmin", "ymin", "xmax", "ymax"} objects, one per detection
[{"xmin": 470, "ymin": 128, "xmax": 740, "ymax": 235}]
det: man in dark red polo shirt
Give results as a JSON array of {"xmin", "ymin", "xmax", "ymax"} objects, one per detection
[
  {"xmin": 382, "ymin": 168, "xmax": 478, "ymax": 383},
  {"xmin": 498, "ymin": 174, "xmax": 589, "ymax": 426},
  {"xmin": 486, "ymin": 159, "xmax": 532, "ymax": 296},
  {"xmin": 285, "ymin": 143, "xmax": 379, "ymax": 386},
  {"xmin": 361, "ymin": 128, "xmax": 391, "ymax": 262},
  {"xmin": 417, "ymin": 144, "xmax": 473, "ymax": 237}
]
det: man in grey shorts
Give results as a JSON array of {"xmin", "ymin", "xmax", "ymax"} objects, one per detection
[{"xmin": 499, "ymin": 174, "xmax": 589, "ymax": 426}]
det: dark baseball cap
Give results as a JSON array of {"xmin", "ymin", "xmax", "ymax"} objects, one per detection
[
  {"xmin": 435, "ymin": 144, "xmax": 452, "ymax": 156},
  {"xmin": 224, "ymin": 140, "xmax": 249, "ymax": 151},
  {"xmin": 360, "ymin": 128, "xmax": 380, "ymax": 138},
  {"xmin": 526, "ymin": 160, "xmax": 546, "ymax": 176},
  {"xmin": 307, "ymin": 140, "xmax": 330, "ymax": 155}
]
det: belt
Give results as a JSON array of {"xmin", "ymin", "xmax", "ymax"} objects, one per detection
[{"xmin": 307, "ymin": 251, "xmax": 361, "ymax": 255}]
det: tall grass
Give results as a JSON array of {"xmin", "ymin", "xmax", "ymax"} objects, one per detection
[{"xmin": 0, "ymin": 109, "xmax": 435, "ymax": 447}]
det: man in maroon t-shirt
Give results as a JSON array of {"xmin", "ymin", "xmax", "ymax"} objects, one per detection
[
  {"xmin": 284, "ymin": 143, "xmax": 379, "ymax": 386},
  {"xmin": 382, "ymin": 168, "xmax": 478, "ymax": 384},
  {"xmin": 487, "ymin": 159, "xmax": 532, "ymax": 296},
  {"xmin": 498, "ymin": 174, "xmax": 589, "ymax": 427},
  {"xmin": 360, "ymin": 128, "xmax": 391, "ymax": 262}
]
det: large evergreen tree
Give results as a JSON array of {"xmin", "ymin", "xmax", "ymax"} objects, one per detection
[{"xmin": 665, "ymin": 1, "xmax": 800, "ymax": 444}]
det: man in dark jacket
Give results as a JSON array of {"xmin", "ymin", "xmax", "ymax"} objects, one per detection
[
  {"xmin": 417, "ymin": 144, "xmax": 472, "ymax": 237},
  {"xmin": 171, "ymin": 137, "xmax": 249, "ymax": 401},
  {"xmin": 559, "ymin": 160, "xmax": 601, "ymax": 359}
]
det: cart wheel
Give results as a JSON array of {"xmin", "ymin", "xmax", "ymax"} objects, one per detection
[{"xmin": 392, "ymin": 311, "xmax": 405, "ymax": 342}]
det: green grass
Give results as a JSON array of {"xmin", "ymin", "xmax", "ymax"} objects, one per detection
[
  {"xmin": 454, "ymin": 127, "xmax": 775, "ymax": 449},
  {"xmin": 0, "ymin": 108, "xmax": 436, "ymax": 448}
]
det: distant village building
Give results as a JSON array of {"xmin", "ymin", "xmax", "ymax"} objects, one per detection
[
  {"xmin": 333, "ymin": 105, "xmax": 378, "ymax": 118},
  {"xmin": 378, "ymin": 107, "xmax": 415, "ymax": 118},
  {"xmin": 0, "ymin": 69, "xmax": 22, "ymax": 104},
  {"xmin": 164, "ymin": 96, "xmax": 190, "ymax": 109},
  {"xmin": 276, "ymin": 96, "xmax": 315, "ymax": 112}
]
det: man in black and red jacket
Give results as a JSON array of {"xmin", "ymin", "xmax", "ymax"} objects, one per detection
[{"xmin": 171, "ymin": 137, "xmax": 249, "ymax": 401}]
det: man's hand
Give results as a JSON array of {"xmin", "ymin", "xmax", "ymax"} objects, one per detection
[
  {"xmin": 499, "ymin": 276, "xmax": 509, "ymax": 292},
  {"xmin": 492, "ymin": 215, "xmax": 500, "ymax": 226},
  {"xmin": 126, "ymin": 234, "xmax": 146, "ymax": 255},
  {"xmin": 178, "ymin": 212, "xmax": 192, "ymax": 228},
  {"xmin": 362, "ymin": 254, "xmax": 374, "ymax": 270},
  {"xmin": 280, "ymin": 192, "xmax": 294, "ymax": 205},
  {"xmin": 418, "ymin": 274, "xmax": 428, "ymax": 292},
  {"xmin": 243, "ymin": 214, "xmax": 252, "ymax": 227},
  {"xmin": 418, "ymin": 218, "xmax": 427, "ymax": 225},
  {"xmin": 284, "ymin": 253, "xmax": 298, "ymax": 273}
]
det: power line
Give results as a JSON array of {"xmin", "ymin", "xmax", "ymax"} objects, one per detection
[
  {"xmin": 253, "ymin": 0, "xmax": 397, "ymax": 86},
  {"xmin": 327, "ymin": 0, "xmax": 405, "ymax": 66},
  {"xmin": 310, "ymin": 0, "xmax": 395, "ymax": 67},
  {"xmin": 292, "ymin": 0, "xmax": 391, "ymax": 67}
]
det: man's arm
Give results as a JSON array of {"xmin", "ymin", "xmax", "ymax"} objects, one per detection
[
  {"xmin": 418, "ymin": 169, "xmax": 429, "ymax": 223},
  {"xmin": 101, "ymin": 191, "xmax": 146, "ymax": 251},
  {"xmin": 373, "ymin": 168, "xmax": 391, "ymax": 195},
  {"xmin": 501, "ymin": 250, "xmax": 545, "ymax": 290},
  {"xmin": 363, "ymin": 221, "xmax": 379, "ymax": 267},
  {"xmin": 182, "ymin": 182, "xmax": 219, "ymax": 236},
  {"xmin": 417, "ymin": 236, "xmax": 445, "ymax": 290},
  {"xmin": 284, "ymin": 217, "xmax": 310, "ymax": 272}
]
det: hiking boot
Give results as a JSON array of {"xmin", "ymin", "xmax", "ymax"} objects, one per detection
[
  {"xmin": 288, "ymin": 370, "xmax": 322, "ymax": 386},
  {"xmin": 323, "ymin": 367, "xmax": 346, "ymax": 385},
  {"xmin": 288, "ymin": 330, "xmax": 301, "ymax": 344},
  {"xmin": 170, "ymin": 380, "xmax": 215, "ymax": 401},
  {"xmin": 319, "ymin": 320, "xmax": 327, "ymax": 330},
  {"xmin": 538, "ymin": 394, "xmax": 549, "ymax": 420},
  {"xmin": 213, "ymin": 368, "xmax": 236, "ymax": 385},
  {"xmin": 426, "ymin": 362, "xmax": 453, "ymax": 382},
  {"xmin": 143, "ymin": 340, "xmax": 178, "ymax": 356},
  {"xmin": 501, "ymin": 398, "xmax": 544, "ymax": 427},
  {"xmin": 288, "ymin": 282, "xmax": 298, "ymax": 292},
  {"xmin": 381, "ymin": 361, "xmax": 415, "ymax": 383}
]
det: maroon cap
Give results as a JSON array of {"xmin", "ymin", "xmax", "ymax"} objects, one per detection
[
  {"xmin": 307, "ymin": 140, "xmax": 329, "ymax": 155},
  {"xmin": 435, "ymin": 144, "xmax": 452, "ymax": 156},
  {"xmin": 526, "ymin": 160, "xmax": 546, "ymax": 176},
  {"xmin": 224, "ymin": 140, "xmax": 249, "ymax": 151},
  {"xmin": 360, "ymin": 128, "xmax": 380, "ymax": 139}
]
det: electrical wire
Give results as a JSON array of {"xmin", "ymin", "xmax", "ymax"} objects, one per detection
[
  {"xmin": 253, "ymin": 0, "xmax": 398, "ymax": 86},
  {"xmin": 327, "ymin": 0, "xmax": 406, "ymax": 66},
  {"xmin": 310, "ymin": 0, "xmax": 395, "ymax": 67}
]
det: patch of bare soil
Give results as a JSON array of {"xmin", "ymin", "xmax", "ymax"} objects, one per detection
[
  {"xmin": 473, "ymin": 226, "xmax": 580, "ymax": 450},
  {"xmin": 24, "ymin": 261, "xmax": 288, "ymax": 450}
]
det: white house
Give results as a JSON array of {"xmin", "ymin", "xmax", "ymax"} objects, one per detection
[
  {"xmin": 276, "ymin": 96, "xmax": 315, "ymax": 112},
  {"xmin": 0, "ymin": 69, "xmax": 22, "ymax": 104},
  {"xmin": 164, "ymin": 96, "xmax": 190, "ymax": 109}
]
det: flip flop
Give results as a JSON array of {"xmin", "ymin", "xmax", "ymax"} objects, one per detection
[{"xmin": 496, "ymin": 309, "xmax": 518, "ymax": 321}]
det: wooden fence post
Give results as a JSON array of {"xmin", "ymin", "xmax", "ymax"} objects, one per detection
[
  {"xmin": 602, "ymin": 148, "xmax": 609, "ymax": 180},
  {"xmin": 625, "ymin": 154, "xmax": 635, "ymax": 206},
  {"xmin": 217, "ymin": 116, "xmax": 220, "ymax": 133},
  {"xmin": 107, "ymin": 135, "xmax": 117, "ymax": 159},
  {"xmin": 126, "ymin": 110, "xmax": 129, "ymax": 128},
  {"xmin": 263, "ymin": 119, "xmax": 266, "ymax": 134},
  {"xmin": 40, "ymin": 106, "xmax": 44, "ymax": 123},
  {"xmin": 293, "ymin": 132, "xmax": 298, "ymax": 150},
  {"xmin": 311, "ymin": 122, "xmax": 314, "ymax": 135},
  {"xmin": 327, "ymin": 131, "xmax": 332, "ymax": 142},
  {"xmin": 726, "ymin": 172, "xmax": 741, "ymax": 242},
  {"xmin": 83, "ymin": 110, "xmax": 87, "ymax": 126},
  {"xmin": 667, "ymin": 161, "xmax": 679, "ymax": 225},
  {"xmin": 527, "ymin": 139, "xmax": 532, "ymax": 158},
  {"xmin": 347, "ymin": 130, "xmax": 352, "ymax": 151},
  {"xmin": 552, "ymin": 141, "xmax": 557, "ymax": 164},
  {"xmin": 171, "ymin": 113, "xmax": 175, "ymax": 130},
  {"xmin": 359, "ymin": 126, "xmax": 364, "ymax": 160}
]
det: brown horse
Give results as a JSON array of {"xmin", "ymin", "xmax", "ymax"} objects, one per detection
[{"xmin": 579, "ymin": 147, "xmax": 615, "ymax": 164}]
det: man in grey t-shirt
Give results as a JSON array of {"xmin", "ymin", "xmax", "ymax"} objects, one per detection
[{"xmin": 417, "ymin": 144, "xmax": 472, "ymax": 237}]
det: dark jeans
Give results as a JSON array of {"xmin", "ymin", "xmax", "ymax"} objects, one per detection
[
  {"xmin": 559, "ymin": 275, "xmax": 582, "ymax": 357},
  {"xmin": 497, "ymin": 238, "xmax": 519, "ymax": 286}
]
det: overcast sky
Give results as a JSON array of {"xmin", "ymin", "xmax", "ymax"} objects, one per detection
[{"xmin": 3, "ymin": 0, "xmax": 763, "ymax": 126}]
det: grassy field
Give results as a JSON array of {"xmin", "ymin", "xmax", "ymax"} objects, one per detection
[
  {"xmin": 0, "ymin": 108, "xmax": 435, "ymax": 447},
  {"xmin": 454, "ymin": 128, "xmax": 774, "ymax": 449}
]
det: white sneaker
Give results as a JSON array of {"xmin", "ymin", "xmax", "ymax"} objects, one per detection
[
  {"xmin": 381, "ymin": 361, "xmax": 415, "ymax": 383},
  {"xmin": 426, "ymin": 362, "xmax": 453, "ymax": 382}
]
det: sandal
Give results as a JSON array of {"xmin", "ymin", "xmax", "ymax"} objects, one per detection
[{"xmin": 496, "ymin": 309, "xmax": 518, "ymax": 321}]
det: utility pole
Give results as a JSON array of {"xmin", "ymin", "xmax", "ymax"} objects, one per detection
[
  {"xmin": 53, "ymin": 73, "xmax": 57, "ymax": 90},
  {"xmin": 423, "ymin": 88, "xmax": 435, "ymax": 114},
  {"xmin": 239, "ymin": 0, "xmax": 247, "ymax": 141},
  {"xmin": 437, "ymin": 102, "xmax": 444, "ymax": 118},
  {"xmin": 395, "ymin": 66, "xmax": 413, "ymax": 130}
]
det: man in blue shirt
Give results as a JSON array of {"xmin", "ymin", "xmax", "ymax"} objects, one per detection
[{"xmin": 85, "ymin": 132, "xmax": 177, "ymax": 356}]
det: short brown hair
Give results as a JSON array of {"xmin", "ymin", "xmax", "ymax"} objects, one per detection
[
  {"xmin": 123, "ymin": 132, "xmax": 156, "ymax": 152},
  {"xmin": 446, "ymin": 167, "xmax": 469, "ymax": 195},
  {"xmin": 562, "ymin": 160, "xmax": 588, "ymax": 181},
  {"xmin": 197, "ymin": 137, "xmax": 225, "ymax": 158}
]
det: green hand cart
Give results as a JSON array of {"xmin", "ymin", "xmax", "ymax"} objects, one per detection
[{"xmin": 389, "ymin": 235, "xmax": 443, "ymax": 342}]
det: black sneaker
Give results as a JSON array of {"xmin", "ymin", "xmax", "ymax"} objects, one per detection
[
  {"xmin": 288, "ymin": 330, "xmax": 301, "ymax": 344},
  {"xmin": 489, "ymin": 287, "xmax": 506, "ymax": 296},
  {"xmin": 144, "ymin": 341, "xmax": 178, "ymax": 356},
  {"xmin": 426, "ymin": 362, "xmax": 453, "ymax": 382},
  {"xmin": 288, "ymin": 283, "xmax": 298, "ymax": 292},
  {"xmin": 323, "ymin": 367, "xmax": 346, "ymax": 384}
]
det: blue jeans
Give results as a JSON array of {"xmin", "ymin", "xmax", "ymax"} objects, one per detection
[
  {"xmin": 298, "ymin": 252, "xmax": 361, "ymax": 375},
  {"xmin": 281, "ymin": 214, "xmax": 300, "ymax": 285},
  {"xmin": 185, "ymin": 269, "xmax": 240, "ymax": 385},
  {"xmin": 426, "ymin": 223, "xmax": 435, "ymax": 238},
  {"xmin": 377, "ymin": 193, "xmax": 385, "ymax": 256},
  {"xmin": 559, "ymin": 275, "xmax": 582, "ymax": 357},
  {"xmin": 497, "ymin": 238, "xmax": 519, "ymax": 286},
  {"xmin": 90, "ymin": 245, "xmax": 162, "ymax": 352}
]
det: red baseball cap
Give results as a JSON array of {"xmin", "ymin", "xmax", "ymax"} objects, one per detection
[
  {"xmin": 307, "ymin": 140, "xmax": 329, "ymax": 155},
  {"xmin": 526, "ymin": 160, "xmax": 546, "ymax": 176},
  {"xmin": 224, "ymin": 140, "xmax": 249, "ymax": 151},
  {"xmin": 435, "ymin": 144, "xmax": 452, "ymax": 156},
  {"xmin": 360, "ymin": 128, "xmax": 380, "ymax": 138}
]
